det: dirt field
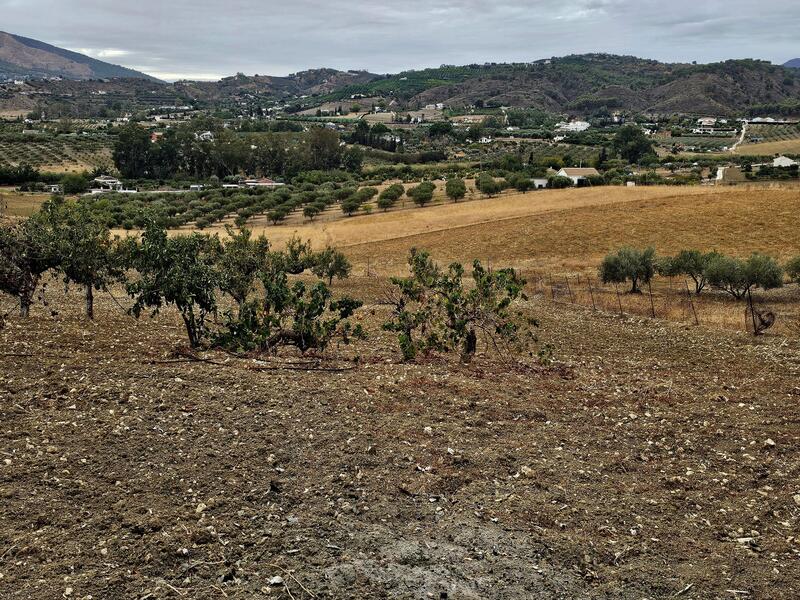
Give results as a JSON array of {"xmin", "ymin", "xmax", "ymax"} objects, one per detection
[
  {"xmin": 1, "ymin": 279, "xmax": 799, "ymax": 599},
  {"xmin": 2, "ymin": 184, "xmax": 800, "ymax": 598}
]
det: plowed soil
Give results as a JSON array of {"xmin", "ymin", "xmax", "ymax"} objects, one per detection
[{"xmin": 2, "ymin": 280, "xmax": 799, "ymax": 599}]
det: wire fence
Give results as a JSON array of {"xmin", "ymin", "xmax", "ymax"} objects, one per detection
[{"xmin": 523, "ymin": 269, "xmax": 799, "ymax": 337}]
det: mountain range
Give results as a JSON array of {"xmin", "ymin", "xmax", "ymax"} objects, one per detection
[
  {"xmin": 0, "ymin": 31, "xmax": 158, "ymax": 81},
  {"xmin": 785, "ymin": 59, "xmax": 800, "ymax": 69},
  {"xmin": 0, "ymin": 31, "xmax": 799, "ymax": 117},
  {"xmin": 184, "ymin": 55, "xmax": 800, "ymax": 116}
]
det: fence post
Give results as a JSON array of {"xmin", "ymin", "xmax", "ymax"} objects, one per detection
[
  {"xmin": 747, "ymin": 289, "xmax": 758, "ymax": 335},
  {"xmin": 588, "ymin": 277, "xmax": 596, "ymax": 310},
  {"xmin": 685, "ymin": 281, "xmax": 699, "ymax": 325},
  {"xmin": 647, "ymin": 280, "xmax": 656, "ymax": 318},
  {"xmin": 565, "ymin": 275, "xmax": 575, "ymax": 304},
  {"xmin": 614, "ymin": 283, "xmax": 623, "ymax": 315}
]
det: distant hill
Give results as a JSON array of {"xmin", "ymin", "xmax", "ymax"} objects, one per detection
[
  {"xmin": 175, "ymin": 68, "xmax": 379, "ymax": 102},
  {"xmin": 3, "ymin": 53, "xmax": 799, "ymax": 118},
  {"xmin": 312, "ymin": 55, "xmax": 800, "ymax": 116},
  {"xmin": 0, "ymin": 31, "xmax": 160, "ymax": 81},
  {"xmin": 785, "ymin": 59, "xmax": 800, "ymax": 69}
]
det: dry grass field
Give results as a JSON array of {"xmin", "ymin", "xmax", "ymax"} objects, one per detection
[
  {"xmin": 734, "ymin": 139, "xmax": 800, "ymax": 156},
  {"xmin": 0, "ymin": 189, "xmax": 50, "ymax": 218},
  {"xmin": 212, "ymin": 185, "xmax": 719, "ymax": 261}
]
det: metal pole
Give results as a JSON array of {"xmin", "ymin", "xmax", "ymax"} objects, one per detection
[
  {"xmin": 647, "ymin": 280, "xmax": 656, "ymax": 318},
  {"xmin": 614, "ymin": 283, "xmax": 623, "ymax": 315}
]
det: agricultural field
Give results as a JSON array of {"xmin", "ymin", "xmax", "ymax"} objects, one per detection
[
  {"xmin": 0, "ymin": 133, "xmax": 113, "ymax": 172},
  {"xmin": 735, "ymin": 124, "xmax": 800, "ymax": 156},
  {"xmin": 2, "ymin": 183, "xmax": 800, "ymax": 598},
  {"xmin": 664, "ymin": 135, "xmax": 739, "ymax": 152},
  {"xmin": 0, "ymin": 188, "xmax": 50, "ymax": 217}
]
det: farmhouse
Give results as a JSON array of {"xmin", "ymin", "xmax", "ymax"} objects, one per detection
[
  {"xmin": 557, "ymin": 167, "xmax": 600, "ymax": 185},
  {"xmin": 532, "ymin": 178, "xmax": 548, "ymax": 189},
  {"xmin": 556, "ymin": 120, "xmax": 591, "ymax": 133},
  {"xmin": 773, "ymin": 155, "xmax": 799, "ymax": 168},
  {"xmin": 92, "ymin": 176, "xmax": 123, "ymax": 191},
  {"xmin": 243, "ymin": 178, "xmax": 285, "ymax": 188}
]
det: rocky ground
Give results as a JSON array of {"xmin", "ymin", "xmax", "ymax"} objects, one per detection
[{"xmin": 1, "ymin": 282, "xmax": 799, "ymax": 599}]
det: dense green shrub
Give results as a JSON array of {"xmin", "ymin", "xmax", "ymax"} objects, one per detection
[{"xmin": 384, "ymin": 249, "xmax": 537, "ymax": 361}]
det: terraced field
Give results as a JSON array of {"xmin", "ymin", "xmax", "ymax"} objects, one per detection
[{"xmin": 0, "ymin": 133, "xmax": 113, "ymax": 172}]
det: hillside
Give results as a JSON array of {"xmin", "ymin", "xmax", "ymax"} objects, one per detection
[
  {"xmin": 2, "ymin": 53, "xmax": 799, "ymax": 117},
  {"xmin": 319, "ymin": 55, "xmax": 800, "ymax": 116},
  {"xmin": 785, "ymin": 58, "xmax": 800, "ymax": 69},
  {"xmin": 174, "ymin": 68, "xmax": 379, "ymax": 102},
  {"xmin": 0, "ymin": 31, "xmax": 159, "ymax": 81}
]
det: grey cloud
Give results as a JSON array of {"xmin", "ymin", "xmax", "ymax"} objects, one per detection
[{"xmin": 1, "ymin": 0, "xmax": 798, "ymax": 80}]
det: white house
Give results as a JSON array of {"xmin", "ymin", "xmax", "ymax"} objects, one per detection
[
  {"xmin": 556, "ymin": 167, "xmax": 600, "ymax": 185},
  {"xmin": 773, "ymin": 155, "xmax": 798, "ymax": 168},
  {"xmin": 243, "ymin": 178, "xmax": 285, "ymax": 188},
  {"xmin": 556, "ymin": 120, "xmax": 591, "ymax": 133},
  {"xmin": 194, "ymin": 131, "xmax": 215, "ymax": 142},
  {"xmin": 92, "ymin": 176, "xmax": 123, "ymax": 191},
  {"xmin": 532, "ymin": 178, "xmax": 548, "ymax": 189}
]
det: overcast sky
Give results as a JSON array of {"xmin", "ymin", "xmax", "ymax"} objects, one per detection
[{"xmin": 3, "ymin": 0, "xmax": 799, "ymax": 81}]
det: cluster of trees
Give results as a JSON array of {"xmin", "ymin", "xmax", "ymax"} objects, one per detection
[
  {"xmin": 611, "ymin": 125, "xmax": 656, "ymax": 164},
  {"xmin": 78, "ymin": 174, "xmax": 368, "ymax": 229},
  {"xmin": 112, "ymin": 120, "xmax": 364, "ymax": 180},
  {"xmin": 3, "ymin": 205, "xmax": 543, "ymax": 362},
  {"xmin": 0, "ymin": 165, "xmax": 56, "ymax": 186},
  {"xmin": 600, "ymin": 246, "xmax": 796, "ymax": 299},
  {"xmin": 0, "ymin": 200, "xmax": 355, "ymax": 351},
  {"xmin": 343, "ymin": 177, "xmax": 469, "ymax": 215},
  {"xmin": 350, "ymin": 121, "xmax": 403, "ymax": 152},
  {"xmin": 744, "ymin": 164, "xmax": 799, "ymax": 181}
]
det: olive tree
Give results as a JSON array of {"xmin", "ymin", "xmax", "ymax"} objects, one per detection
[
  {"xmin": 599, "ymin": 246, "xmax": 656, "ymax": 294},
  {"xmin": 407, "ymin": 181, "xmax": 435, "ymax": 207},
  {"xmin": 657, "ymin": 249, "xmax": 719, "ymax": 294},
  {"xmin": 476, "ymin": 174, "xmax": 501, "ymax": 197},
  {"xmin": 445, "ymin": 178, "xmax": 466, "ymax": 202},
  {"xmin": 42, "ymin": 198, "xmax": 123, "ymax": 319},
  {"xmin": 785, "ymin": 256, "xmax": 800, "ymax": 284},
  {"xmin": 705, "ymin": 253, "xmax": 783, "ymax": 299},
  {"xmin": 377, "ymin": 183, "xmax": 405, "ymax": 211}
]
